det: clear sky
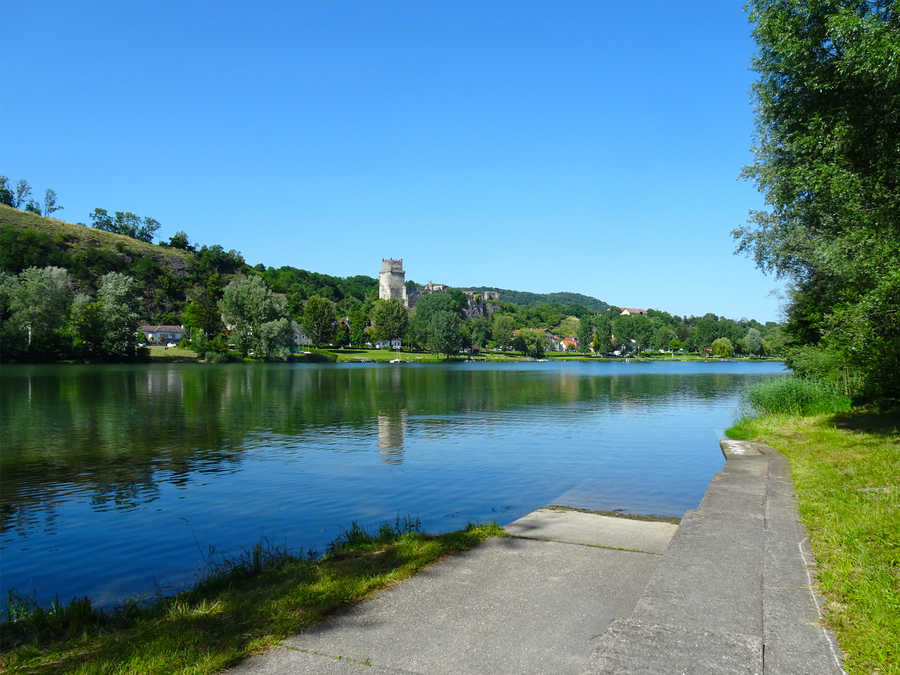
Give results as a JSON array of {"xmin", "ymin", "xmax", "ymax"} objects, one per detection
[{"xmin": 4, "ymin": 1, "xmax": 784, "ymax": 322}]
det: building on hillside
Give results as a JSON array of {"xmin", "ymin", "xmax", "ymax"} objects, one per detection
[
  {"xmin": 138, "ymin": 324, "xmax": 184, "ymax": 344},
  {"xmin": 560, "ymin": 337, "xmax": 578, "ymax": 351},
  {"xmin": 379, "ymin": 258, "xmax": 408, "ymax": 307},
  {"xmin": 620, "ymin": 308, "xmax": 647, "ymax": 316}
]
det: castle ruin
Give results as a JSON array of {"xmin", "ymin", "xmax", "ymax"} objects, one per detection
[
  {"xmin": 379, "ymin": 258, "xmax": 409, "ymax": 307},
  {"xmin": 378, "ymin": 258, "xmax": 500, "ymax": 316}
]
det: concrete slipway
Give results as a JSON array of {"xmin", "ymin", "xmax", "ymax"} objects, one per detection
[{"xmin": 230, "ymin": 441, "xmax": 845, "ymax": 674}]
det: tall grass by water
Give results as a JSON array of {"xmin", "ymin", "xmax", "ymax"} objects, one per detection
[{"xmin": 745, "ymin": 376, "xmax": 851, "ymax": 416}]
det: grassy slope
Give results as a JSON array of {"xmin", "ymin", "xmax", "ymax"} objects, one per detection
[
  {"xmin": 727, "ymin": 412, "xmax": 899, "ymax": 674},
  {"xmin": 551, "ymin": 315, "xmax": 580, "ymax": 338},
  {"xmin": 0, "ymin": 204, "xmax": 193, "ymax": 273},
  {"xmin": 0, "ymin": 524, "xmax": 503, "ymax": 674}
]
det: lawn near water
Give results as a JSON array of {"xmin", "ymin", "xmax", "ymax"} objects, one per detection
[{"xmin": 727, "ymin": 411, "xmax": 899, "ymax": 674}]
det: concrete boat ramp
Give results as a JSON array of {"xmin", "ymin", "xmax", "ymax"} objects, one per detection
[{"xmin": 231, "ymin": 441, "xmax": 844, "ymax": 674}]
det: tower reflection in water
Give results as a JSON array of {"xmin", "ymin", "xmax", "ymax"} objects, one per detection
[{"xmin": 377, "ymin": 410, "xmax": 407, "ymax": 464}]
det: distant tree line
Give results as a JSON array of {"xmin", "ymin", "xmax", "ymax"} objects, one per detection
[{"xmin": 2, "ymin": 194, "xmax": 786, "ymax": 363}]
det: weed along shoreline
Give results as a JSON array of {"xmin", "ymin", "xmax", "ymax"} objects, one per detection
[{"xmin": 2, "ymin": 426, "xmax": 879, "ymax": 673}]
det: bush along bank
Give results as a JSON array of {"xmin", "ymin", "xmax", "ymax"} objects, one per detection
[
  {"xmin": 0, "ymin": 520, "xmax": 504, "ymax": 674},
  {"xmin": 727, "ymin": 377, "xmax": 899, "ymax": 673}
]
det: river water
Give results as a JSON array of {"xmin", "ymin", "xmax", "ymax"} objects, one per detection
[{"xmin": 0, "ymin": 360, "xmax": 785, "ymax": 608}]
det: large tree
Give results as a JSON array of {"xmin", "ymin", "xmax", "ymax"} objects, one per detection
[
  {"xmin": 302, "ymin": 295, "xmax": 336, "ymax": 347},
  {"xmin": 219, "ymin": 276, "xmax": 290, "ymax": 356},
  {"xmin": 3, "ymin": 266, "xmax": 73, "ymax": 357},
  {"xmin": 98, "ymin": 272, "xmax": 142, "ymax": 359},
  {"xmin": 370, "ymin": 298, "xmax": 408, "ymax": 345},
  {"xmin": 492, "ymin": 314, "xmax": 516, "ymax": 350},
  {"xmin": 735, "ymin": 0, "xmax": 900, "ymax": 400},
  {"xmin": 427, "ymin": 310, "xmax": 465, "ymax": 357},
  {"xmin": 411, "ymin": 292, "xmax": 462, "ymax": 347}
]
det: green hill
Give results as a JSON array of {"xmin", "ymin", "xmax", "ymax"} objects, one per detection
[
  {"xmin": 460, "ymin": 286, "xmax": 610, "ymax": 313},
  {"xmin": 0, "ymin": 204, "xmax": 193, "ymax": 279}
]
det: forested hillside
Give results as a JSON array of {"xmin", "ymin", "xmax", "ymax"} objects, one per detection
[
  {"xmin": 461, "ymin": 286, "xmax": 610, "ymax": 312},
  {"xmin": 1, "ymin": 203, "xmax": 784, "ymax": 362}
]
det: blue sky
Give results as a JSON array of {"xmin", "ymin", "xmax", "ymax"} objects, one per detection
[{"xmin": 4, "ymin": 1, "xmax": 784, "ymax": 322}]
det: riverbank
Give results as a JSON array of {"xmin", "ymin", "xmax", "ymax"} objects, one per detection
[
  {"xmin": 0, "ymin": 523, "xmax": 503, "ymax": 673},
  {"xmin": 726, "ymin": 410, "xmax": 899, "ymax": 673},
  {"xmin": 145, "ymin": 345, "xmax": 779, "ymax": 365}
]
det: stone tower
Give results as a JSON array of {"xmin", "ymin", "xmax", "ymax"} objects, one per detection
[{"xmin": 379, "ymin": 258, "xmax": 408, "ymax": 307}]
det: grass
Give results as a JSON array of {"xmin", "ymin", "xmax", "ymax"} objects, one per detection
[
  {"xmin": 147, "ymin": 345, "xmax": 199, "ymax": 361},
  {"xmin": 326, "ymin": 348, "xmax": 447, "ymax": 363},
  {"xmin": 726, "ymin": 410, "xmax": 899, "ymax": 673},
  {"xmin": 0, "ymin": 521, "xmax": 504, "ymax": 673}
]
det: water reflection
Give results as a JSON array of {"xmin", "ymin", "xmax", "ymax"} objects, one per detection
[
  {"xmin": 0, "ymin": 362, "xmax": 784, "ymax": 539},
  {"xmin": 1, "ymin": 361, "xmax": 787, "ymax": 609},
  {"xmin": 377, "ymin": 410, "xmax": 407, "ymax": 464}
]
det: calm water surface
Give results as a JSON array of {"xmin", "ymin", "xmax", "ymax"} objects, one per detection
[{"xmin": 0, "ymin": 360, "xmax": 785, "ymax": 608}]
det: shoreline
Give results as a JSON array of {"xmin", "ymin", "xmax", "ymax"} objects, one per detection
[{"xmin": 0, "ymin": 349, "xmax": 782, "ymax": 366}]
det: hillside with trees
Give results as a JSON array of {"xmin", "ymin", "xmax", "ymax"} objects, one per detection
[{"xmin": 2, "ymin": 201, "xmax": 784, "ymax": 362}]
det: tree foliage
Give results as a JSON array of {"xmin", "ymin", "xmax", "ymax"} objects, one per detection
[
  {"xmin": 410, "ymin": 292, "xmax": 462, "ymax": 347},
  {"xmin": 90, "ymin": 208, "xmax": 161, "ymax": 243},
  {"xmin": 711, "ymin": 337, "xmax": 735, "ymax": 358},
  {"xmin": 515, "ymin": 329, "xmax": 547, "ymax": 358},
  {"xmin": 491, "ymin": 314, "xmax": 516, "ymax": 350},
  {"xmin": 1, "ymin": 266, "xmax": 73, "ymax": 357},
  {"xmin": 370, "ymin": 298, "xmax": 408, "ymax": 343},
  {"xmin": 0, "ymin": 177, "xmax": 13, "ymax": 207},
  {"xmin": 42, "ymin": 189, "xmax": 63, "ymax": 218},
  {"xmin": 98, "ymin": 272, "xmax": 141, "ymax": 359},
  {"xmin": 301, "ymin": 295, "xmax": 335, "ymax": 347},
  {"xmin": 735, "ymin": 0, "xmax": 900, "ymax": 400},
  {"xmin": 427, "ymin": 310, "xmax": 465, "ymax": 357},
  {"xmin": 219, "ymin": 276, "xmax": 292, "ymax": 356}
]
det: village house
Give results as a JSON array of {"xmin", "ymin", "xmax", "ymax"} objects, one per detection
[
  {"xmin": 559, "ymin": 337, "xmax": 578, "ymax": 351},
  {"xmin": 137, "ymin": 324, "xmax": 184, "ymax": 344},
  {"xmin": 619, "ymin": 308, "xmax": 647, "ymax": 316}
]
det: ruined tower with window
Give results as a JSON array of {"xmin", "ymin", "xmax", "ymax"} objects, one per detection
[{"xmin": 378, "ymin": 258, "xmax": 408, "ymax": 307}]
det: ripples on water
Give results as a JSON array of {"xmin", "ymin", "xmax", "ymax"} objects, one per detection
[{"xmin": 0, "ymin": 360, "xmax": 786, "ymax": 608}]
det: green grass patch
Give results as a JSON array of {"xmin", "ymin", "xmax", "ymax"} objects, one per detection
[
  {"xmin": 326, "ymin": 348, "xmax": 445, "ymax": 363},
  {"xmin": 147, "ymin": 345, "xmax": 199, "ymax": 361},
  {"xmin": 0, "ymin": 521, "xmax": 504, "ymax": 673},
  {"xmin": 744, "ymin": 376, "xmax": 852, "ymax": 416},
  {"xmin": 726, "ymin": 411, "xmax": 899, "ymax": 673}
]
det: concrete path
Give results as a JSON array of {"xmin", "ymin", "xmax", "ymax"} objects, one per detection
[
  {"xmin": 584, "ymin": 440, "xmax": 845, "ymax": 674},
  {"xmin": 230, "ymin": 511, "xmax": 676, "ymax": 674},
  {"xmin": 231, "ymin": 440, "xmax": 845, "ymax": 674}
]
